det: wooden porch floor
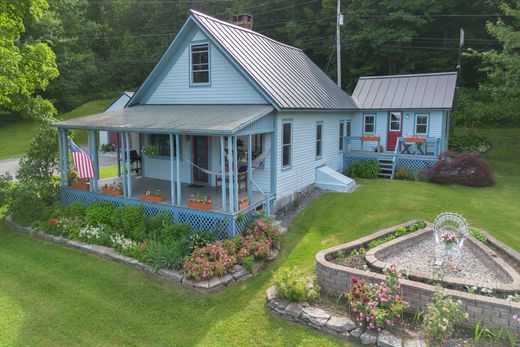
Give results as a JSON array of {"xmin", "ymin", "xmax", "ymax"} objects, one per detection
[{"xmin": 97, "ymin": 176, "xmax": 264, "ymax": 212}]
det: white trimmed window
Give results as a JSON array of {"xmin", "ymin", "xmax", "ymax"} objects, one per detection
[
  {"xmin": 191, "ymin": 43, "xmax": 209, "ymax": 84},
  {"xmin": 364, "ymin": 114, "xmax": 375, "ymax": 134},
  {"xmin": 415, "ymin": 114, "xmax": 429, "ymax": 135},
  {"xmin": 282, "ymin": 121, "xmax": 292, "ymax": 168},
  {"xmin": 149, "ymin": 134, "xmax": 177, "ymax": 157},
  {"xmin": 339, "ymin": 121, "xmax": 345, "ymax": 151},
  {"xmin": 316, "ymin": 122, "xmax": 323, "ymax": 158}
]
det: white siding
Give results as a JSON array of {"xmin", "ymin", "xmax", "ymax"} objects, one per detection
[
  {"xmin": 144, "ymin": 28, "xmax": 266, "ymax": 105},
  {"xmin": 275, "ymin": 112, "xmax": 351, "ymax": 199}
]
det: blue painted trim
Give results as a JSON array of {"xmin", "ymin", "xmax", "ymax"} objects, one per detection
[
  {"xmin": 189, "ymin": 41, "xmax": 211, "ymax": 87},
  {"xmin": 270, "ymin": 114, "xmax": 277, "ymax": 194},
  {"xmin": 176, "ymin": 134, "xmax": 181, "ymax": 205},
  {"xmin": 220, "ymin": 136, "xmax": 227, "ymax": 212}
]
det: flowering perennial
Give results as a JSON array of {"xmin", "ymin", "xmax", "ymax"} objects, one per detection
[
  {"xmin": 79, "ymin": 225, "xmax": 105, "ymax": 243},
  {"xmin": 110, "ymin": 233, "xmax": 137, "ymax": 251},
  {"xmin": 182, "ymin": 241, "xmax": 237, "ymax": 280},
  {"xmin": 346, "ymin": 264, "xmax": 406, "ymax": 330},
  {"xmin": 441, "ymin": 233, "xmax": 457, "ymax": 244}
]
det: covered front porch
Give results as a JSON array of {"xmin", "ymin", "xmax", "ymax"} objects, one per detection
[
  {"xmin": 97, "ymin": 176, "xmax": 266, "ymax": 212},
  {"xmin": 55, "ymin": 104, "xmax": 276, "ymax": 236}
]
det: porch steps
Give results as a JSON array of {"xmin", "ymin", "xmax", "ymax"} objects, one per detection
[{"xmin": 378, "ymin": 159, "xmax": 393, "ymax": 179}]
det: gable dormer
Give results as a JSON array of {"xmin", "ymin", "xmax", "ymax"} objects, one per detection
[{"xmin": 138, "ymin": 24, "xmax": 267, "ymax": 105}]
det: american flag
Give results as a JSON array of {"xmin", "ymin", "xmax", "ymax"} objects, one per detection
[{"xmin": 69, "ymin": 139, "xmax": 95, "ymax": 179}]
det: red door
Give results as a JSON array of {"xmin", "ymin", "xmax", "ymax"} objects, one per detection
[{"xmin": 387, "ymin": 112, "xmax": 402, "ymax": 151}]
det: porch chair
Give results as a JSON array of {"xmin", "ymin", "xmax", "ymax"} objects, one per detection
[{"xmin": 216, "ymin": 165, "xmax": 247, "ymax": 192}]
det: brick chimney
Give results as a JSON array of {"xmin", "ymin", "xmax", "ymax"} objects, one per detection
[{"xmin": 231, "ymin": 13, "xmax": 253, "ymax": 30}]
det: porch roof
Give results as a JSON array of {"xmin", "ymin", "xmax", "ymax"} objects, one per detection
[{"xmin": 54, "ymin": 104, "xmax": 274, "ymax": 135}]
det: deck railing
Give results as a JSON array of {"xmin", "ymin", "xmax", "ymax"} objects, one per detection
[{"xmin": 60, "ymin": 187, "xmax": 274, "ymax": 238}]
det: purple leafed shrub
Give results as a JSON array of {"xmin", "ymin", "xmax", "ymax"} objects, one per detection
[{"xmin": 427, "ymin": 151, "xmax": 494, "ymax": 187}]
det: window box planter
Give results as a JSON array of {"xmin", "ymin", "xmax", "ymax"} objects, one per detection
[
  {"xmin": 69, "ymin": 181, "xmax": 90, "ymax": 191},
  {"xmin": 102, "ymin": 187, "xmax": 123, "ymax": 196},
  {"xmin": 140, "ymin": 194, "xmax": 165, "ymax": 203},
  {"xmin": 187, "ymin": 201, "xmax": 213, "ymax": 211},
  {"xmin": 361, "ymin": 135, "xmax": 380, "ymax": 142},
  {"xmin": 405, "ymin": 137, "xmax": 425, "ymax": 143}
]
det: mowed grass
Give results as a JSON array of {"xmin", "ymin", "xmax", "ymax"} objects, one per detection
[
  {"xmin": 0, "ymin": 127, "xmax": 519, "ymax": 346},
  {"xmin": 0, "ymin": 99, "xmax": 112, "ymax": 159}
]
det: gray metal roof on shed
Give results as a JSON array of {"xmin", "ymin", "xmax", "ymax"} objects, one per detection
[
  {"xmin": 190, "ymin": 10, "xmax": 357, "ymax": 110},
  {"xmin": 352, "ymin": 72, "xmax": 457, "ymax": 110},
  {"xmin": 55, "ymin": 104, "xmax": 274, "ymax": 134}
]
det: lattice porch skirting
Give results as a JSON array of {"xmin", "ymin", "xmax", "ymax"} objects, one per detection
[{"xmin": 61, "ymin": 187, "xmax": 274, "ymax": 239}]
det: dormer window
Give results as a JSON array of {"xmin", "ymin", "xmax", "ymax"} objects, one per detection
[{"xmin": 191, "ymin": 43, "xmax": 209, "ymax": 84}]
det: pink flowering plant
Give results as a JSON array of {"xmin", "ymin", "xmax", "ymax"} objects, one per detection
[
  {"xmin": 441, "ymin": 233, "xmax": 457, "ymax": 245},
  {"xmin": 236, "ymin": 218, "xmax": 279, "ymax": 261},
  {"xmin": 346, "ymin": 264, "xmax": 406, "ymax": 331},
  {"xmin": 182, "ymin": 240, "xmax": 237, "ymax": 280}
]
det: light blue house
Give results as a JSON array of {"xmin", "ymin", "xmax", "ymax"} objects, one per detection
[{"xmin": 55, "ymin": 10, "xmax": 457, "ymax": 236}]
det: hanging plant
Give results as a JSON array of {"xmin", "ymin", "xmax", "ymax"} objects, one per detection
[{"xmin": 142, "ymin": 145, "xmax": 158, "ymax": 157}]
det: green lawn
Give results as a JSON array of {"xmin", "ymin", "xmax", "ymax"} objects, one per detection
[
  {"xmin": 0, "ymin": 100, "xmax": 112, "ymax": 160},
  {"xmin": 0, "ymin": 127, "xmax": 519, "ymax": 346}
]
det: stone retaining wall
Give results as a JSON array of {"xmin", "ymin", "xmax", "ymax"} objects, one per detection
[
  {"xmin": 5, "ymin": 215, "xmax": 279, "ymax": 294},
  {"xmin": 265, "ymin": 286, "xmax": 424, "ymax": 347},
  {"xmin": 315, "ymin": 220, "xmax": 520, "ymax": 334}
]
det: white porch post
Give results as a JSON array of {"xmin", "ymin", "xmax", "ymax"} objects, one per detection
[
  {"xmin": 233, "ymin": 136, "xmax": 239, "ymax": 210},
  {"xmin": 125, "ymin": 132, "xmax": 132, "ymax": 198},
  {"xmin": 120, "ymin": 132, "xmax": 127, "ymax": 197},
  {"xmin": 58, "ymin": 129, "xmax": 64, "ymax": 186},
  {"xmin": 169, "ymin": 134, "xmax": 175, "ymax": 205},
  {"xmin": 93, "ymin": 131, "xmax": 99, "ymax": 192},
  {"xmin": 88, "ymin": 131, "xmax": 94, "ymax": 192},
  {"xmin": 176, "ymin": 134, "xmax": 181, "ymax": 205},
  {"xmin": 247, "ymin": 134, "xmax": 253, "ymax": 204},
  {"xmin": 227, "ymin": 135, "xmax": 234, "ymax": 212},
  {"xmin": 63, "ymin": 130, "xmax": 69, "ymax": 186},
  {"xmin": 220, "ymin": 136, "xmax": 227, "ymax": 212}
]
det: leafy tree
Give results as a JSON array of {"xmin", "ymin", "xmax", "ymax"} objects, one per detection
[
  {"xmin": 0, "ymin": 0, "xmax": 59, "ymax": 121},
  {"xmin": 474, "ymin": 1, "xmax": 520, "ymax": 98},
  {"xmin": 17, "ymin": 123, "xmax": 59, "ymax": 182}
]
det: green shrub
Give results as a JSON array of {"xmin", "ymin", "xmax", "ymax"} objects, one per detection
[
  {"xmin": 273, "ymin": 267, "xmax": 320, "ymax": 302},
  {"xmin": 469, "ymin": 229, "xmax": 488, "ymax": 244},
  {"xmin": 346, "ymin": 160, "xmax": 379, "ymax": 179},
  {"xmin": 146, "ymin": 241, "xmax": 183, "ymax": 270},
  {"xmin": 423, "ymin": 286, "xmax": 469, "ymax": 341},
  {"xmin": 395, "ymin": 168, "xmax": 413, "ymax": 181},
  {"xmin": 242, "ymin": 255, "xmax": 254, "ymax": 272},
  {"xmin": 10, "ymin": 180, "xmax": 58, "ymax": 225},
  {"xmin": 86, "ymin": 203, "xmax": 116, "ymax": 226},
  {"xmin": 110, "ymin": 205, "xmax": 147, "ymax": 241},
  {"xmin": 449, "ymin": 131, "xmax": 491, "ymax": 153},
  {"xmin": 61, "ymin": 202, "xmax": 87, "ymax": 219},
  {"xmin": 0, "ymin": 173, "xmax": 13, "ymax": 209}
]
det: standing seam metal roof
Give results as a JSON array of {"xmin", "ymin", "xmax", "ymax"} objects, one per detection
[
  {"xmin": 190, "ymin": 10, "xmax": 358, "ymax": 110},
  {"xmin": 352, "ymin": 72, "xmax": 457, "ymax": 110}
]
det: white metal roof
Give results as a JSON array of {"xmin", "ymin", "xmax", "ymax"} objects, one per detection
[
  {"xmin": 55, "ymin": 104, "xmax": 274, "ymax": 135},
  {"xmin": 352, "ymin": 72, "xmax": 457, "ymax": 110},
  {"xmin": 190, "ymin": 10, "xmax": 358, "ymax": 110}
]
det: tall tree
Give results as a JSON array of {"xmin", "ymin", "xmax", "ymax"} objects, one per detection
[
  {"xmin": 0, "ymin": 0, "xmax": 59, "ymax": 121},
  {"xmin": 475, "ymin": 0, "xmax": 520, "ymax": 98}
]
